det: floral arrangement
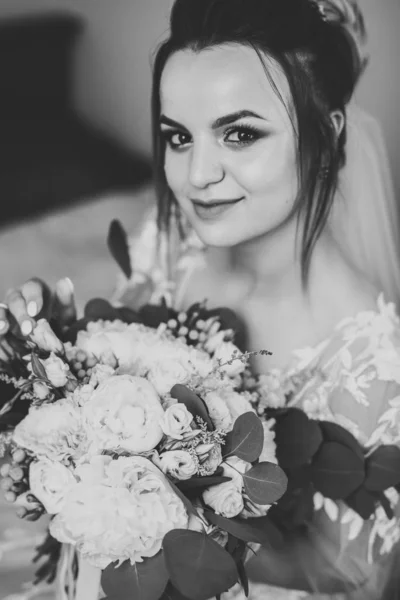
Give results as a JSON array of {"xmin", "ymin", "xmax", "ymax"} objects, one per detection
[
  {"xmin": 0, "ymin": 221, "xmax": 287, "ymax": 600},
  {"xmin": 253, "ymin": 378, "xmax": 400, "ymax": 551}
]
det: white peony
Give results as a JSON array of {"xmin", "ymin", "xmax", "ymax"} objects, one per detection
[
  {"xmin": 147, "ymin": 359, "xmax": 193, "ymax": 397},
  {"xmin": 75, "ymin": 321, "xmax": 159, "ymax": 371},
  {"xmin": 147, "ymin": 345, "xmax": 213, "ymax": 396},
  {"xmin": 50, "ymin": 455, "xmax": 188, "ymax": 568},
  {"xmin": 41, "ymin": 353, "xmax": 70, "ymax": 387},
  {"xmin": 160, "ymin": 404, "xmax": 193, "ymax": 439},
  {"xmin": 82, "ymin": 375, "xmax": 164, "ymax": 453},
  {"xmin": 159, "ymin": 450, "xmax": 198, "ymax": 480},
  {"xmin": 31, "ymin": 319, "xmax": 64, "ymax": 354},
  {"xmin": 222, "ymin": 390, "xmax": 254, "ymax": 423},
  {"xmin": 13, "ymin": 398, "xmax": 86, "ymax": 462},
  {"xmin": 29, "ymin": 459, "xmax": 77, "ymax": 514}
]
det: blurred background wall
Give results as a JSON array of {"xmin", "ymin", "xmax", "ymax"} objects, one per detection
[{"xmin": 0, "ymin": 0, "xmax": 398, "ymax": 194}]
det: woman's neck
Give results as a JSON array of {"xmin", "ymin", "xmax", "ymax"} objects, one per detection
[
  {"xmin": 205, "ymin": 219, "xmax": 373, "ymax": 319},
  {"xmin": 207, "ymin": 218, "xmax": 306, "ymax": 302}
]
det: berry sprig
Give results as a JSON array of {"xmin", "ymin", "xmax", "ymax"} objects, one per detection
[{"xmin": 0, "ymin": 447, "xmax": 45, "ymax": 520}]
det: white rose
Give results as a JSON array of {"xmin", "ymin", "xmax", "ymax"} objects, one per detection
[
  {"xmin": 160, "ymin": 404, "xmax": 193, "ymax": 439},
  {"xmin": 203, "ymin": 390, "xmax": 233, "ymax": 431},
  {"xmin": 33, "ymin": 381, "xmax": 50, "ymax": 400},
  {"xmin": 82, "ymin": 375, "xmax": 164, "ymax": 453},
  {"xmin": 203, "ymin": 480, "xmax": 244, "ymax": 518},
  {"xmin": 159, "ymin": 450, "xmax": 198, "ymax": 480},
  {"xmin": 13, "ymin": 398, "xmax": 86, "ymax": 462},
  {"xmin": 213, "ymin": 342, "xmax": 246, "ymax": 377},
  {"xmin": 202, "ymin": 456, "xmax": 250, "ymax": 518},
  {"xmin": 50, "ymin": 455, "xmax": 188, "ymax": 568},
  {"xmin": 31, "ymin": 319, "xmax": 64, "ymax": 354},
  {"xmin": 29, "ymin": 459, "xmax": 77, "ymax": 514},
  {"xmin": 41, "ymin": 353, "xmax": 70, "ymax": 387}
]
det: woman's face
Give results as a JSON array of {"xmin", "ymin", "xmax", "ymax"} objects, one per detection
[{"xmin": 160, "ymin": 44, "xmax": 299, "ymax": 248}]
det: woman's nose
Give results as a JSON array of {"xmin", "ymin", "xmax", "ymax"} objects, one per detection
[{"xmin": 188, "ymin": 141, "xmax": 224, "ymax": 188}]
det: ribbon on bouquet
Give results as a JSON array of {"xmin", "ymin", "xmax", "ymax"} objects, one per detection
[
  {"xmin": 75, "ymin": 555, "xmax": 102, "ymax": 600},
  {"xmin": 56, "ymin": 544, "xmax": 101, "ymax": 600}
]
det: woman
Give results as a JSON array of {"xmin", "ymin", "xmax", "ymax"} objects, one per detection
[{"xmin": 1, "ymin": 0, "xmax": 400, "ymax": 598}]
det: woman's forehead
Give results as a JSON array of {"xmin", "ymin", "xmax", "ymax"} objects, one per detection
[{"xmin": 160, "ymin": 44, "xmax": 291, "ymax": 125}]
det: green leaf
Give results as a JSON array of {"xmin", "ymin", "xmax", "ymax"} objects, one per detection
[
  {"xmin": 84, "ymin": 298, "xmax": 120, "ymax": 321},
  {"xmin": 160, "ymin": 583, "xmax": 190, "ymax": 600},
  {"xmin": 319, "ymin": 421, "xmax": 364, "ymax": 461},
  {"xmin": 274, "ymin": 409, "xmax": 323, "ymax": 468},
  {"xmin": 223, "ymin": 412, "xmax": 264, "ymax": 463},
  {"xmin": 170, "ymin": 385, "xmax": 214, "ymax": 430},
  {"xmin": 243, "ymin": 462, "xmax": 288, "ymax": 505},
  {"xmin": 101, "ymin": 553, "xmax": 168, "ymax": 600},
  {"xmin": 311, "ymin": 442, "xmax": 365, "ymax": 499},
  {"xmin": 204, "ymin": 510, "xmax": 283, "ymax": 547},
  {"xmin": 364, "ymin": 445, "xmax": 400, "ymax": 492},
  {"xmin": 107, "ymin": 219, "xmax": 132, "ymax": 279},
  {"xmin": 176, "ymin": 475, "xmax": 232, "ymax": 493},
  {"xmin": 139, "ymin": 302, "xmax": 171, "ymax": 329},
  {"xmin": 116, "ymin": 306, "xmax": 141, "ymax": 324},
  {"xmin": 236, "ymin": 559, "xmax": 249, "ymax": 597},
  {"xmin": 346, "ymin": 487, "xmax": 378, "ymax": 519},
  {"xmin": 31, "ymin": 353, "xmax": 47, "ymax": 379},
  {"xmin": 168, "ymin": 480, "xmax": 200, "ymax": 519},
  {"xmin": 163, "ymin": 530, "xmax": 238, "ymax": 600}
]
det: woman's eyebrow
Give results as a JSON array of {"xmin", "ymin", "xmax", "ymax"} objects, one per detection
[{"xmin": 159, "ymin": 109, "xmax": 267, "ymax": 130}]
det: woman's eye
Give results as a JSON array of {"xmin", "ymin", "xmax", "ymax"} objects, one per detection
[
  {"xmin": 163, "ymin": 130, "xmax": 191, "ymax": 149},
  {"xmin": 225, "ymin": 127, "xmax": 259, "ymax": 145}
]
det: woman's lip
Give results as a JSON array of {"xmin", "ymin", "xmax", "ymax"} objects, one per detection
[
  {"xmin": 191, "ymin": 197, "xmax": 244, "ymax": 220},
  {"xmin": 191, "ymin": 197, "xmax": 244, "ymax": 208}
]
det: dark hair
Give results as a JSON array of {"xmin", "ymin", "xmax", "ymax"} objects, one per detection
[{"xmin": 151, "ymin": 0, "xmax": 366, "ymax": 283}]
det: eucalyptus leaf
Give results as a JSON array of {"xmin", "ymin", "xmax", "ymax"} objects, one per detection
[
  {"xmin": 176, "ymin": 475, "xmax": 232, "ymax": 493},
  {"xmin": 101, "ymin": 553, "xmax": 168, "ymax": 600},
  {"xmin": 243, "ymin": 462, "xmax": 288, "ymax": 505},
  {"xmin": 204, "ymin": 510, "xmax": 283, "ymax": 547},
  {"xmin": 168, "ymin": 480, "xmax": 200, "ymax": 518},
  {"xmin": 223, "ymin": 412, "xmax": 264, "ymax": 463},
  {"xmin": 311, "ymin": 442, "xmax": 365, "ymax": 499},
  {"xmin": 346, "ymin": 487, "xmax": 378, "ymax": 519},
  {"xmin": 364, "ymin": 445, "xmax": 400, "ymax": 492},
  {"xmin": 163, "ymin": 529, "xmax": 238, "ymax": 600},
  {"xmin": 274, "ymin": 409, "xmax": 323, "ymax": 468},
  {"xmin": 84, "ymin": 298, "xmax": 120, "ymax": 321},
  {"xmin": 139, "ymin": 302, "xmax": 171, "ymax": 329},
  {"xmin": 319, "ymin": 421, "xmax": 364, "ymax": 461},
  {"xmin": 170, "ymin": 385, "xmax": 214, "ymax": 430},
  {"xmin": 160, "ymin": 583, "xmax": 191, "ymax": 600},
  {"xmin": 107, "ymin": 219, "xmax": 132, "ymax": 279}
]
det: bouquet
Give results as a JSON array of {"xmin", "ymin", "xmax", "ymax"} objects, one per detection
[{"xmin": 0, "ymin": 223, "xmax": 287, "ymax": 600}]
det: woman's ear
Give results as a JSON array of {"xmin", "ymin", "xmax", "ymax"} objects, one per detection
[{"xmin": 330, "ymin": 110, "xmax": 345, "ymax": 139}]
